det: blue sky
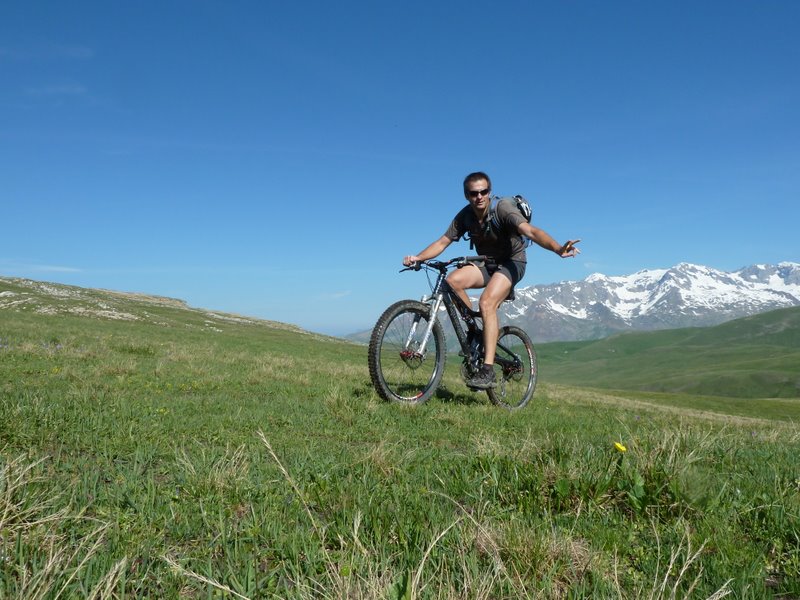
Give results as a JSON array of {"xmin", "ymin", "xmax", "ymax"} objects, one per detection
[{"xmin": 2, "ymin": 1, "xmax": 798, "ymax": 335}]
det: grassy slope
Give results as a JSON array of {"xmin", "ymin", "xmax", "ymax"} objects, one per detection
[
  {"xmin": 1, "ymin": 278, "xmax": 799, "ymax": 598},
  {"xmin": 538, "ymin": 306, "xmax": 800, "ymax": 401}
]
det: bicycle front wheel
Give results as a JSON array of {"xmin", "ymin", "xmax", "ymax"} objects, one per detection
[
  {"xmin": 487, "ymin": 325, "xmax": 537, "ymax": 410},
  {"xmin": 368, "ymin": 300, "xmax": 446, "ymax": 404}
]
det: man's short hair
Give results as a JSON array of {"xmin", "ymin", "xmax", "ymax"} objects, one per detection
[{"xmin": 463, "ymin": 171, "xmax": 492, "ymax": 197}]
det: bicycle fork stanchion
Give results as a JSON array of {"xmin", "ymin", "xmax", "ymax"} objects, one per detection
[
  {"xmin": 398, "ymin": 314, "xmax": 422, "ymax": 365},
  {"xmin": 402, "ymin": 314, "xmax": 422, "ymax": 351},
  {"xmin": 407, "ymin": 266, "xmax": 447, "ymax": 360},
  {"xmin": 406, "ymin": 294, "xmax": 443, "ymax": 358}
]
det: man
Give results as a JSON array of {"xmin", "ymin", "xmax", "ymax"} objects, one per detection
[{"xmin": 402, "ymin": 171, "xmax": 580, "ymax": 389}]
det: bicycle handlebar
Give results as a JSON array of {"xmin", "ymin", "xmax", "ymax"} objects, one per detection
[{"xmin": 400, "ymin": 256, "xmax": 488, "ymax": 273}]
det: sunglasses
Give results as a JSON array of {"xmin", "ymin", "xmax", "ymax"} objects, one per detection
[{"xmin": 467, "ymin": 188, "xmax": 490, "ymax": 199}]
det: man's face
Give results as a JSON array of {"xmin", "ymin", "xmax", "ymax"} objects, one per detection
[{"xmin": 465, "ymin": 179, "xmax": 491, "ymax": 213}]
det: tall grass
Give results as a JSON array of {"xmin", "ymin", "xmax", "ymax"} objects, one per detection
[
  {"xmin": 0, "ymin": 453, "xmax": 126, "ymax": 599},
  {"xmin": 1, "ymin": 297, "xmax": 799, "ymax": 598}
]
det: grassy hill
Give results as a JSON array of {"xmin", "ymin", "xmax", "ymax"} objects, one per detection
[
  {"xmin": 539, "ymin": 306, "xmax": 800, "ymax": 400},
  {"xmin": 1, "ymin": 276, "xmax": 799, "ymax": 598}
]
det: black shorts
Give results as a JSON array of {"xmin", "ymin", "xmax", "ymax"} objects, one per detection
[{"xmin": 469, "ymin": 258, "xmax": 527, "ymax": 288}]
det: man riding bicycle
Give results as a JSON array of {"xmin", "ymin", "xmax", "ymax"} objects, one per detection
[{"xmin": 402, "ymin": 171, "xmax": 580, "ymax": 390}]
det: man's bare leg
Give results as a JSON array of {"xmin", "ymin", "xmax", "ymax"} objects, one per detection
[
  {"xmin": 445, "ymin": 264, "xmax": 484, "ymax": 311},
  {"xmin": 478, "ymin": 273, "xmax": 512, "ymax": 365}
]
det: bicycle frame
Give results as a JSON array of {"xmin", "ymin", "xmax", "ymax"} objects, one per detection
[
  {"xmin": 403, "ymin": 258, "xmax": 479, "ymax": 359},
  {"xmin": 403, "ymin": 256, "xmax": 528, "ymax": 377}
]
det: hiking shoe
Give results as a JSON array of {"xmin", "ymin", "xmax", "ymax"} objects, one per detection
[{"xmin": 467, "ymin": 365, "xmax": 496, "ymax": 389}]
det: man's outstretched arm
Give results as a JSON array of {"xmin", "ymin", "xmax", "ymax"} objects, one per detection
[{"xmin": 518, "ymin": 223, "xmax": 581, "ymax": 258}]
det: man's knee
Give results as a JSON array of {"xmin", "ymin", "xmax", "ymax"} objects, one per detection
[
  {"xmin": 447, "ymin": 266, "xmax": 483, "ymax": 291},
  {"xmin": 446, "ymin": 274, "xmax": 464, "ymax": 295},
  {"xmin": 479, "ymin": 295, "xmax": 500, "ymax": 315},
  {"xmin": 480, "ymin": 278, "xmax": 512, "ymax": 312}
]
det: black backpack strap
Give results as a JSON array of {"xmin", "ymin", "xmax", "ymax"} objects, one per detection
[
  {"xmin": 460, "ymin": 209, "xmax": 479, "ymax": 249},
  {"xmin": 463, "ymin": 232, "xmax": 475, "ymax": 250}
]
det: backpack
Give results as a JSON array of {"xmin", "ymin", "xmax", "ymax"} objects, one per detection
[
  {"xmin": 487, "ymin": 194, "xmax": 534, "ymax": 248},
  {"xmin": 465, "ymin": 194, "xmax": 534, "ymax": 250}
]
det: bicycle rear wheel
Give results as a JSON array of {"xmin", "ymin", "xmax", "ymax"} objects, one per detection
[
  {"xmin": 487, "ymin": 326, "xmax": 537, "ymax": 410},
  {"xmin": 368, "ymin": 300, "xmax": 446, "ymax": 404}
]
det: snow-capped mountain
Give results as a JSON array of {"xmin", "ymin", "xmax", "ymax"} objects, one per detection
[{"xmin": 499, "ymin": 262, "xmax": 800, "ymax": 342}]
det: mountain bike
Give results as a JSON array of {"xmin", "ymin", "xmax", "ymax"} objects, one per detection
[{"xmin": 368, "ymin": 256, "xmax": 537, "ymax": 409}]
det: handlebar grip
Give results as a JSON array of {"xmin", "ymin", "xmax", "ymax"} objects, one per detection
[{"xmin": 453, "ymin": 255, "xmax": 487, "ymax": 266}]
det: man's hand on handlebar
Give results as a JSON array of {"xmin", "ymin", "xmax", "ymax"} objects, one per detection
[{"xmin": 403, "ymin": 255, "xmax": 422, "ymax": 267}]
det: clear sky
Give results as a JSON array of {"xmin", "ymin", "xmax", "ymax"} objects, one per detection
[{"xmin": 2, "ymin": 1, "xmax": 798, "ymax": 335}]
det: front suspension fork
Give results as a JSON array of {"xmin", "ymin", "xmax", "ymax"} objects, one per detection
[{"xmin": 403, "ymin": 294, "xmax": 443, "ymax": 357}]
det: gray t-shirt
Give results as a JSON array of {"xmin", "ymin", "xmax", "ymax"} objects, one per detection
[{"xmin": 444, "ymin": 200, "xmax": 528, "ymax": 262}]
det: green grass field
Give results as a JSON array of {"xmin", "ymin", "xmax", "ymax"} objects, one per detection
[{"xmin": 1, "ymin": 277, "xmax": 799, "ymax": 598}]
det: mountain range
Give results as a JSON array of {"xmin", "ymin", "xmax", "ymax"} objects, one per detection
[
  {"xmin": 4, "ymin": 262, "xmax": 799, "ymax": 346},
  {"xmin": 501, "ymin": 262, "xmax": 800, "ymax": 342}
]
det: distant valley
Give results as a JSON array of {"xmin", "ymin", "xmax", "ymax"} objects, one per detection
[{"xmin": 538, "ymin": 305, "xmax": 800, "ymax": 400}]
